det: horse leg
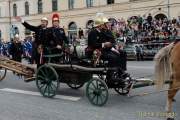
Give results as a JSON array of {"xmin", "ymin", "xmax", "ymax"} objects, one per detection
[{"xmin": 166, "ymin": 83, "xmax": 179, "ymax": 120}]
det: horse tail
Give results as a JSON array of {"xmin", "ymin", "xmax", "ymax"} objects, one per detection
[{"xmin": 154, "ymin": 43, "xmax": 174, "ymax": 90}]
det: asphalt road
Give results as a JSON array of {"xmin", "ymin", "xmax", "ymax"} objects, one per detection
[{"xmin": 0, "ymin": 61, "xmax": 179, "ymax": 120}]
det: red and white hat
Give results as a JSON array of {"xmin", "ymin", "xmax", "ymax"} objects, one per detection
[{"xmin": 52, "ymin": 13, "xmax": 60, "ymax": 21}]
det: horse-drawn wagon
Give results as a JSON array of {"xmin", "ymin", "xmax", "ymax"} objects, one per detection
[{"xmin": 0, "ymin": 43, "xmax": 175, "ymax": 109}]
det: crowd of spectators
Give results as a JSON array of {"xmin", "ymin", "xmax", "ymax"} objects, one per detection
[
  {"xmin": 108, "ymin": 14, "xmax": 180, "ymax": 43},
  {"xmin": 0, "ymin": 37, "xmax": 32, "ymax": 62}
]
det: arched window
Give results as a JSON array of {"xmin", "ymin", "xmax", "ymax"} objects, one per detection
[
  {"xmin": 68, "ymin": 0, "xmax": 74, "ymax": 10},
  {"xmin": 25, "ymin": 1, "xmax": 29, "ymax": 15},
  {"xmin": 155, "ymin": 13, "xmax": 167, "ymax": 20},
  {"xmin": 38, "ymin": 0, "xmax": 43, "ymax": 14},
  {"xmin": 13, "ymin": 4, "xmax": 17, "ymax": 17},
  {"xmin": 107, "ymin": 0, "xmax": 114, "ymax": 4},
  {"xmin": 52, "ymin": 0, "xmax": 58, "ymax": 11},
  {"xmin": 86, "ymin": 0, "xmax": 93, "ymax": 8}
]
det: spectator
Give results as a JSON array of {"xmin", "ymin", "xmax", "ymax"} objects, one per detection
[
  {"xmin": 78, "ymin": 28, "xmax": 84, "ymax": 39},
  {"xmin": 147, "ymin": 13, "xmax": 153, "ymax": 27},
  {"xmin": 135, "ymin": 45, "xmax": 141, "ymax": 61},
  {"xmin": 9, "ymin": 34, "xmax": 23, "ymax": 62}
]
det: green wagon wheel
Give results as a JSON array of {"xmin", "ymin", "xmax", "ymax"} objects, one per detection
[
  {"xmin": 86, "ymin": 78, "xmax": 108, "ymax": 106},
  {"xmin": 0, "ymin": 68, "xmax": 7, "ymax": 81},
  {"xmin": 36, "ymin": 64, "xmax": 59, "ymax": 98}
]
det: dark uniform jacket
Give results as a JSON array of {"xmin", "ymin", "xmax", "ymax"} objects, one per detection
[
  {"xmin": 87, "ymin": 28, "xmax": 127, "ymax": 69},
  {"xmin": 22, "ymin": 21, "xmax": 49, "ymax": 64},
  {"xmin": 9, "ymin": 42, "xmax": 23, "ymax": 62},
  {"xmin": 88, "ymin": 28, "xmax": 115, "ymax": 50},
  {"xmin": 22, "ymin": 21, "xmax": 49, "ymax": 46},
  {"xmin": 47, "ymin": 27, "xmax": 68, "ymax": 48}
]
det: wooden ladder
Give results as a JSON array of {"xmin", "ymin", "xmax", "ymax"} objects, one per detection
[{"xmin": 0, "ymin": 57, "xmax": 36, "ymax": 82}]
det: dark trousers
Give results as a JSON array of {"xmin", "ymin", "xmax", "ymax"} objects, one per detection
[{"xmin": 101, "ymin": 49, "xmax": 127, "ymax": 71}]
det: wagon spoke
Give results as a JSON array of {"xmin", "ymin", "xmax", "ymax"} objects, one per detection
[
  {"xmin": 96, "ymin": 80, "xmax": 99, "ymax": 89},
  {"xmin": 37, "ymin": 75, "xmax": 45, "ymax": 80},
  {"xmin": 99, "ymin": 94, "xmax": 104, "ymax": 103},
  {"xmin": 91, "ymin": 82, "xmax": 97, "ymax": 89},
  {"xmin": 88, "ymin": 92, "xmax": 95, "ymax": 96},
  {"xmin": 91, "ymin": 94, "xmax": 96, "ymax": 101},
  {"xmin": 47, "ymin": 85, "xmax": 50, "ymax": 96},
  {"xmin": 50, "ymin": 84, "xmax": 55, "ymax": 93},
  {"xmin": 88, "ymin": 87, "xmax": 95, "ymax": 92},
  {"xmin": 39, "ymin": 82, "xmax": 46, "ymax": 89},
  {"xmin": 51, "ymin": 82, "xmax": 57, "ymax": 90},
  {"xmin": 44, "ymin": 67, "xmax": 48, "ymax": 75},
  {"xmin": 101, "ymin": 93, "xmax": 107, "ymax": 99},
  {"xmin": 43, "ymin": 85, "xmax": 48, "ymax": 96},
  {"xmin": 39, "ymin": 70, "xmax": 46, "ymax": 77},
  {"xmin": 96, "ymin": 95, "xmax": 99, "ymax": 105}
]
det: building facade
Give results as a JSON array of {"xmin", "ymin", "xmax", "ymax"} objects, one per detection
[{"xmin": 0, "ymin": 0, "xmax": 180, "ymax": 41}]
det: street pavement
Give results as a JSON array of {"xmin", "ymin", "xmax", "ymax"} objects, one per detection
[{"xmin": 0, "ymin": 61, "xmax": 179, "ymax": 120}]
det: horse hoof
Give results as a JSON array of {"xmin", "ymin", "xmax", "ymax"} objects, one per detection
[{"xmin": 167, "ymin": 118, "xmax": 174, "ymax": 120}]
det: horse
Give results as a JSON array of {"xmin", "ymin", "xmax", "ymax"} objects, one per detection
[{"xmin": 154, "ymin": 41, "xmax": 180, "ymax": 120}]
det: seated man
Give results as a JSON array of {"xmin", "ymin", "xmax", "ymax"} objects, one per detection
[{"xmin": 87, "ymin": 13, "xmax": 126, "ymax": 70}]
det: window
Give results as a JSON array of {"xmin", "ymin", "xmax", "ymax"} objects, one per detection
[
  {"xmin": 13, "ymin": 4, "xmax": 17, "ymax": 17},
  {"xmin": 52, "ymin": 0, "xmax": 58, "ymax": 11},
  {"xmin": 38, "ymin": 0, "xmax": 43, "ymax": 14},
  {"xmin": 25, "ymin": 1, "xmax": 29, "ymax": 15},
  {"xmin": 107, "ymin": 0, "xmax": 114, "ymax": 4},
  {"xmin": 68, "ymin": 0, "xmax": 74, "ymax": 10},
  {"xmin": 86, "ymin": 0, "xmax": 93, "ymax": 7}
]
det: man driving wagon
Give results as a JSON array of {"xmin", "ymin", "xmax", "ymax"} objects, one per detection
[{"xmin": 86, "ymin": 13, "xmax": 127, "ymax": 71}]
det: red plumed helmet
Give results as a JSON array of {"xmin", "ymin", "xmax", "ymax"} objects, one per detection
[{"xmin": 52, "ymin": 13, "xmax": 60, "ymax": 21}]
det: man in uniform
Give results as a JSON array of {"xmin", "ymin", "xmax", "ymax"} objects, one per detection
[
  {"xmin": 16, "ymin": 16, "xmax": 49, "ymax": 67},
  {"xmin": 46, "ymin": 13, "xmax": 68, "ymax": 63},
  {"xmin": 9, "ymin": 34, "xmax": 23, "ymax": 62},
  {"xmin": 87, "ymin": 13, "xmax": 126, "ymax": 70}
]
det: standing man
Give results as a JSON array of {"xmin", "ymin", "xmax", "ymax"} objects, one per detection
[
  {"xmin": 78, "ymin": 28, "xmax": 84, "ymax": 39},
  {"xmin": 9, "ymin": 34, "xmax": 23, "ymax": 62},
  {"xmin": 16, "ymin": 16, "xmax": 49, "ymax": 67},
  {"xmin": 147, "ymin": 13, "xmax": 152, "ymax": 28},
  {"xmin": 47, "ymin": 13, "xmax": 68, "ymax": 63}
]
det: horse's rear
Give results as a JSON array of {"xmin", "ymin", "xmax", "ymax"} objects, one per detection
[{"xmin": 155, "ymin": 42, "xmax": 180, "ymax": 120}]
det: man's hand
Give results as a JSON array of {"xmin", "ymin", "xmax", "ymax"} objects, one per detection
[
  {"xmin": 56, "ymin": 45, "xmax": 62, "ymax": 49},
  {"xmin": 104, "ymin": 42, "xmax": 112, "ymax": 48}
]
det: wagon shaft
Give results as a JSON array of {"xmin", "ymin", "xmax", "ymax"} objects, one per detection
[
  {"xmin": 132, "ymin": 79, "xmax": 171, "ymax": 89},
  {"xmin": 0, "ymin": 57, "xmax": 36, "ymax": 82}
]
